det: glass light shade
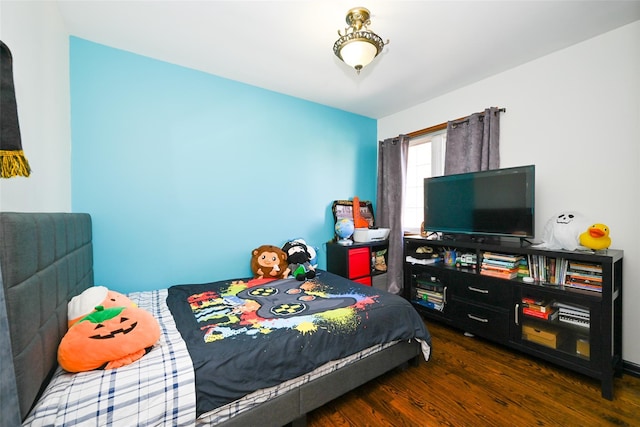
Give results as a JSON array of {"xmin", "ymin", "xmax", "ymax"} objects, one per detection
[{"xmin": 339, "ymin": 39, "xmax": 378, "ymax": 70}]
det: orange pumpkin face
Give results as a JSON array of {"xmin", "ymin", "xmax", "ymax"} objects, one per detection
[{"xmin": 58, "ymin": 305, "xmax": 160, "ymax": 372}]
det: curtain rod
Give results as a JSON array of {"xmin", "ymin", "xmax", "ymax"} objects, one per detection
[{"xmin": 407, "ymin": 108, "xmax": 506, "ymax": 139}]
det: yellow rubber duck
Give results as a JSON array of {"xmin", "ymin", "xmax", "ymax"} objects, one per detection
[{"xmin": 579, "ymin": 223, "xmax": 611, "ymax": 250}]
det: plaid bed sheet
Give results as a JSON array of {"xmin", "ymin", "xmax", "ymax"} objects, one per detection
[
  {"xmin": 23, "ymin": 289, "xmax": 196, "ymax": 427},
  {"xmin": 22, "ymin": 288, "xmax": 429, "ymax": 426}
]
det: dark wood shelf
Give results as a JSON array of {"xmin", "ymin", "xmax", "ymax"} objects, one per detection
[
  {"xmin": 404, "ymin": 236, "xmax": 623, "ymax": 400},
  {"xmin": 327, "ymin": 240, "xmax": 389, "ymax": 289}
]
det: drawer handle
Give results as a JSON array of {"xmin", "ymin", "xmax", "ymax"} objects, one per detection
[
  {"xmin": 467, "ymin": 314, "xmax": 488, "ymax": 323},
  {"xmin": 468, "ymin": 286, "xmax": 489, "ymax": 294}
]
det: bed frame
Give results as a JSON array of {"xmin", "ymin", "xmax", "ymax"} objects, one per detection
[
  {"xmin": 0, "ymin": 213, "xmax": 93, "ymax": 424},
  {"xmin": 0, "ymin": 212, "xmax": 421, "ymax": 426}
]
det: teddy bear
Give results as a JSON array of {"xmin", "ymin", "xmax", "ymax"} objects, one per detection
[
  {"xmin": 251, "ymin": 244, "xmax": 291, "ymax": 279},
  {"xmin": 282, "ymin": 240, "xmax": 316, "ymax": 281}
]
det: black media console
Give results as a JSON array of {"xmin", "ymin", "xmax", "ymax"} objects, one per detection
[{"xmin": 403, "ymin": 236, "xmax": 623, "ymax": 399}]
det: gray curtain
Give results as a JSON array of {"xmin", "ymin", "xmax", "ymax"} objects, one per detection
[
  {"xmin": 376, "ymin": 135, "xmax": 409, "ymax": 294},
  {"xmin": 444, "ymin": 107, "xmax": 500, "ymax": 174},
  {"xmin": 0, "ymin": 270, "xmax": 21, "ymax": 427}
]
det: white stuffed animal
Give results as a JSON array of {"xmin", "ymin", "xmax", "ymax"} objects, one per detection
[{"xmin": 535, "ymin": 211, "xmax": 591, "ymax": 251}]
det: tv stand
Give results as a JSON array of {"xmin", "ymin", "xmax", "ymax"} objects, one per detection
[
  {"xmin": 519, "ymin": 237, "xmax": 534, "ymax": 247},
  {"xmin": 403, "ymin": 236, "xmax": 623, "ymax": 400}
]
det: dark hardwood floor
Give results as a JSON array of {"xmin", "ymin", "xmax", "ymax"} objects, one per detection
[{"xmin": 307, "ymin": 320, "xmax": 640, "ymax": 426}]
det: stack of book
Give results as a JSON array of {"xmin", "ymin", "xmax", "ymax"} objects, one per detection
[
  {"xmin": 480, "ymin": 252, "xmax": 523, "ymax": 279},
  {"xmin": 414, "ymin": 277, "xmax": 445, "ymax": 311},
  {"xmin": 564, "ymin": 261, "xmax": 603, "ymax": 292},
  {"xmin": 517, "ymin": 258, "xmax": 530, "ymax": 279},
  {"xmin": 521, "ymin": 296, "xmax": 558, "ymax": 321},
  {"xmin": 527, "ymin": 255, "xmax": 569, "ymax": 284},
  {"xmin": 556, "ymin": 302, "xmax": 590, "ymax": 328}
]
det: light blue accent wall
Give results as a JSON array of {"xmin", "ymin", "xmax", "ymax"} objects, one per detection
[{"xmin": 70, "ymin": 37, "xmax": 378, "ymax": 293}]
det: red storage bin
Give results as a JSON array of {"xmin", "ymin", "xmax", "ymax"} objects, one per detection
[
  {"xmin": 347, "ymin": 247, "xmax": 371, "ymax": 279},
  {"xmin": 327, "ymin": 242, "xmax": 387, "ymax": 289}
]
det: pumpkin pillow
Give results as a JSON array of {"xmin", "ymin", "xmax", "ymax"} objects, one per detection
[
  {"xmin": 68, "ymin": 286, "xmax": 137, "ymax": 327},
  {"xmin": 58, "ymin": 305, "xmax": 161, "ymax": 372}
]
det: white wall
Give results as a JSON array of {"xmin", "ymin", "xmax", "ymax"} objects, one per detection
[
  {"xmin": 379, "ymin": 21, "xmax": 640, "ymax": 366},
  {"xmin": 0, "ymin": 1, "xmax": 71, "ymax": 212}
]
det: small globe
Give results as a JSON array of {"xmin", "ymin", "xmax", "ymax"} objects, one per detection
[{"xmin": 335, "ymin": 218, "xmax": 355, "ymax": 239}]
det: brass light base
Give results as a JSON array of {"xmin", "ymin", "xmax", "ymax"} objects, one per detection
[{"xmin": 345, "ymin": 8, "xmax": 371, "ymax": 31}]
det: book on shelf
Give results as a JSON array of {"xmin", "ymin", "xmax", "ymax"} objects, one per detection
[
  {"xmin": 522, "ymin": 297, "xmax": 554, "ymax": 313},
  {"xmin": 415, "ymin": 279, "xmax": 443, "ymax": 291},
  {"xmin": 481, "ymin": 262, "xmax": 519, "ymax": 272},
  {"xmin": 416, "ymin": 289, "xmax": 444, "ymax": 303},
  {"xmin": 481, "ymin": 258, "xmax": 520, "ymax": 269},
  {"xmin": 480, "ymin": 259, "xmax": 519, "ymax": 279},
  {"xmin": 527, "ymin": 255, "xmax": 569, "ymax": 284},
  {"xmin": 547, "ymin": 257, "xmax": 557, "ymax": 283},
  {"xmin": 416, "ymin": 283, "xmax": 444, "ymax": 293},
  {"xmin": 416, "ymin": 284, "xmax": 444, "ymax": 293},
  {"xmin": 482, "ymin": 252, "xmax": 523, "ymax": 262},
  {"xmin": 517, "ymin": 259, "xmax": 530, "ymax": 278},
  {"xmin": 565, "ymin": 271, "xmax": 603, "ymax": 283},
  {"xmin": 568, "ymin": 261, "xmax": 603, "ymax": 274},
  {"xmin": 480, "ymin": 268, "xmax": 518, "ymax": 279},
  {"xmin": 521, "ymin": 295, "xmax": 545, "ymax": 305},
  {"xmin": 564, "ymin": 280, "xmax": 602, "ymax": 292},
  {"xmin": 414, "ymin": 298, "xmax": 444, "ymax": 311},
  {"xmin": 563, "ymin": 267, "xmax": 603, "ymax": 291},
  {"xmin": 522, "ymin": 306, "xmax": 558, "ymax": 321},
  {"xmin": 416, "ymin": 286, "xmax": 443, "ymax": 294},
  {"xmin": 564, "ymin": 279, "xmax": 602, "ymax": 292},
  {"xmin": 525, "ymin": 257, "xmax": 605, "ymax": 288}
]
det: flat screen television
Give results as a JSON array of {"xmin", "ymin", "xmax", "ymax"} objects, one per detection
[{"xmin": 423, "ymin": 165, "xmax": 535, "ymax": 240}]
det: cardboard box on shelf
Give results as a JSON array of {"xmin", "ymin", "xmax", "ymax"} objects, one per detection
[
  {"xmin": 522, "ymin": 324, "xmax": 562, "ymax": 349},
  {"xmin": 577, "ymin": 338, "xmax": 590, "ymax": 358}
]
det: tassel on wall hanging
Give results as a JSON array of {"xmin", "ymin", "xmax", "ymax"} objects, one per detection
[{"xmin": 1, "ymin": 40, "xmax": 30, "ymax": 178}]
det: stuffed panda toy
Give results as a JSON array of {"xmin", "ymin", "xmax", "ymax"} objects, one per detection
[{"xmin": 282, "ymin": 239, "xmax": 316, "ymax": 281}]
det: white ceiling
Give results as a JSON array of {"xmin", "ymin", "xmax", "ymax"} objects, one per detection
[{"xmin": 55, "ymin": 1, "xmax": 640, "ymax": 119}]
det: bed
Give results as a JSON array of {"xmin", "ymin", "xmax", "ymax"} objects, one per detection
[{"xmin": 0, "ymin": 212, "xmax": 431, "ymax": 426}]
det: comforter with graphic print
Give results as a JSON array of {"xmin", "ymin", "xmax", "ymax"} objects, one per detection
[{"xmin": 166, "ymin": 270, "xmax": 431, "ymax": 416}]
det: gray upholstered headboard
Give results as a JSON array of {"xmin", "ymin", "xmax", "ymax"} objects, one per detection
[{"xmin": 0, "ymin": 212, "xmax": 94, "ymax": 422}]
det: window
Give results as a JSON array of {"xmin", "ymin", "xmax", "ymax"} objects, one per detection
[{"xmin": 403, "ymin": 130, "xmax": 446, "ymax": 234}]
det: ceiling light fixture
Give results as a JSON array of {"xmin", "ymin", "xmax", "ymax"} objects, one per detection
[{"xmin": 333, "ymin": 7, "xmax": 388, "ymax": 75}]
